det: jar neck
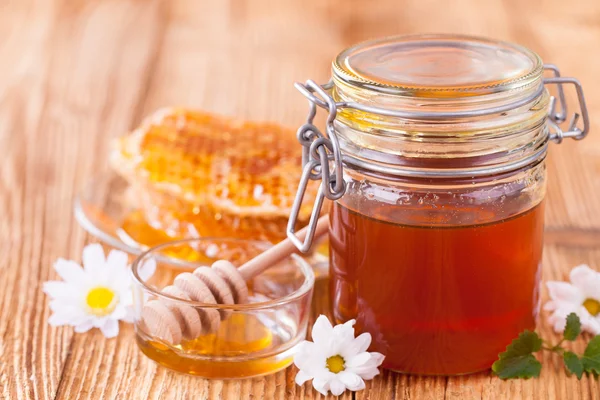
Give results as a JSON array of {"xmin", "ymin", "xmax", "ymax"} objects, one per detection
[{"xmin": 332, "ymin": 84, "xmax": 550, "ymax": 178}]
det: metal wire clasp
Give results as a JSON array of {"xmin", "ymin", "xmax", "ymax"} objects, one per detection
[
  {"xmin": 286, "ymin": 80, "xmax": 345, "ymax": 253},
  {"xmin": 544, "ymin": 64, "xmax": 589, "ymax": 143}
]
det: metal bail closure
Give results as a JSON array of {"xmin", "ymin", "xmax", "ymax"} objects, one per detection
[
  {"xmin": 287, "ymin": 80, "xmax": 345, "ymax": 253},
  {"xmin": 543, "ymin": 64, "xmax": 590, "ymax": 144}
]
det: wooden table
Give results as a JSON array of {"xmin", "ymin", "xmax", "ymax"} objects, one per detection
[{"xmin": 1, "ymin": 0, "xmax": 599, "ymax": 399}]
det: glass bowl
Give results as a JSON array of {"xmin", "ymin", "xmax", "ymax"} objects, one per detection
[
  {"xmin": 131, "ymin": 238, "xmax": 315, "ymax": 378},
  {"xmin": 74, "ymin": 171, "xmax": 329, "ymax": 275}
]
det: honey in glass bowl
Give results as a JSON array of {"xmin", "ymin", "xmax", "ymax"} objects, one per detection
[{"xmin": 131, "ymin": 238, "xmax": 314, "ymax": 379}]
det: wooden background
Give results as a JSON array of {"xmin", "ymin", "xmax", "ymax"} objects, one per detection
[{"xmin": 1, "ymin": 0, "xmax": 599, "ymax": 399}]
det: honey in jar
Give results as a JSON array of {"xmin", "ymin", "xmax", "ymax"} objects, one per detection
[
  {"xmin": 330, "ymin": 202, "xmax": 545, "ymax": 374},
  {"xmin": 288, "ymin": 34, "xmax": 589, "ymax": 374}
]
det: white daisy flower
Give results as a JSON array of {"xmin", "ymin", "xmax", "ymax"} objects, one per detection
[
  {"xmin": 294, "ymin": 315, "xmax": 384, "ymax": 396},
  {"xmin": 544, "ymin": 264, "xmax": 600, "ymax": 335},
  {"xmin": 43, "ymin": 244, "xmax": 155, "ymax": 338}
]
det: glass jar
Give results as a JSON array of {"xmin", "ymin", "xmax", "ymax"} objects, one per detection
[{"xmin": 287, "ymin": 34, "xmax": 589, "ymax": 375}]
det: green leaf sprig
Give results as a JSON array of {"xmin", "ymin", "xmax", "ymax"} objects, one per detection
[{"xmin": 492, "ymin": 313, "xmax": 600, "ymax": 379}]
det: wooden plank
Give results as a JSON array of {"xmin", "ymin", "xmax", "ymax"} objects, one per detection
[
  {"xmin": 0, "ymin": 0, "xmax": 165, "ymax": 399},
  {"xmin": 38, "ymin": 1, "xmax": 166, "ymax": 399},
  {"xmin": 0, "ymin": 1, "xmax": 69, "ymax": 399},
  {"xmin": 0, "ymin": 0, "xmax": 599, "ymax": 399}
]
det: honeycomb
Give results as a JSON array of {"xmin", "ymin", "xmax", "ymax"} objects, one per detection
[{"xmin": 111, "ymin": 108, "xmax": 324, "ymax": 243}]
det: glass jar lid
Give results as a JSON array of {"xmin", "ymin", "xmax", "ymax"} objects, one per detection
[{"xmin": 333, "ymin": 34, "xmax": 543, "ymax": 97}]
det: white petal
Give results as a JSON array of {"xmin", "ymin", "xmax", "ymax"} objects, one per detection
[
  {"xmin": 312, "ymin": 376, "xmax": 331, "ymax": 396},
  {"xmin": 119, "ymin": 287, "xmax": 134, "ymax": 306},
  {"xmin": 53, "ymin": 259, "xmax": 86, "ymax": 284},
  {"xmin": 350, "ymin": 364, "xmax": 380, "ymax": 380},
  {"xmin": 354, "ymin": 332, "xmax": 372, "ymax": 353},
  {"xmin": 100, "ymin": 319, "xmax": 120, "ymax": 338},
  {"xmin": 543, "ymin": 300, "xmax": 558, "ymax": 311},
  {"xmin": 342, "ymin": 332, "xmax": 372, "ymax": 359},
  {"xmin": 74, "ymin": 320, "xmax": 94, "ymax": 333},
  {"xmin": 349, "ymin": 352, "xmax": 385, "ymax": 380},
  {"xmin": 331, "ymin": 320, "xmax": 356, "ymax": 355},
  {"xmin": 570, "ymin": 265, "xmax": 600, "ymax": 295},
  {"xmin": 570, "ymin": 264, "xmax": 593, "ymax": 284},
  {"xmin": 346, "ymin": 352, "xmax": 371, "ymax": 368},
  {"xmin": 548, "ymin": 312, "xmax": 568, "ymax": 333},
  {"xmin": 110, "ymin": 305, "xmax": 128, "ymax": 321},
  {"xmin": 577, "ymin": 310, "xmax": 600, "ymax": 335},
  {"xmin": 298, "ymin": 356, "xmax": 328, "ymax": 377},
  {"xmin": 105, "ymin": 259, "xmax": 127, "ymax": 284},
  {"xmin": 123, "ymin": 306, "xmax": 135, "ymax": 324},
  {"xmin": 106, "ymin": 250, "xmax": 128, "ymax": 269},
  {"xmin": 82, "ymin": 244, "xmax": 106, "ymax": 274},
  {"xmin": 121, "ymin": 299, "xmax": 134, "ymax": 319},
  {"xmin": 583, "ymin": 281, "xmax": 600, "ymax": 299},
  {"xmin": 338, "ymin": 371, "xmax": 365, "ymax": 391},
  {"xmin": 368, "ymin": 352, "xmax": 385, "ymax": 367},
  {"xmin": 354, "ymin": 366, "xmax": 380, "ymax": 381},
  {"xmin": 92, "ymin": 316, "xmax": 108, "ymax": 328},
  {"xmin": 295, "ymin": 370, "xmax": 312, "ymax": 386},
  {"xmin": 296, "ymin": 340, "xmax": 315, "ymax": 354},
  {"xmin": 311, "ymin": 315, "xmax": 333, "ymax": 345},
  {"xmin": 112, "ymin": 268, "xmax": 133, "ymax": 293},
  {"xmin": 49, "ymin": 299, "xmax": 80, "ymax": 313},
  {"xmin": 138, "ymin": 258, "xmax": 156, "ymax": 282},
  {"xmin": 329, "ymin": 378, "xmax": 346, "ymax": 396},
  {"xmin": 43, "ymin": 281, "xmax": 77, "ymax": 300},
  {"xmin": 587, "ymin": 317, "xmax": 600, "ymax": 335},
  {"xmin": 332, "ymin": 319, "xmax": 356, "ymax": 344},
  {"xmin": 546, "ymin": 281, "xmax": 583, "ymax": 304},
  {"xmin": 48, "ymin": 312, "xmax": 76, "ymax": 326},
  {"xmin": 48, "ymin": 300, "xmax": 87, "ymax": 322},
  {"xmin": 294, "ymin": 341, "xmax": 317, "ymax": 370}
]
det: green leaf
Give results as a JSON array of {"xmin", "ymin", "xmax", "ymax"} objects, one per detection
[
  {"xmin": 492, "ymin": 330, "xmax": 543, "ymax": 379},
  {"xmin": 563, "ymin": 313, "xmax": 581, "ymax": 341},
  {"xmin": 563, "ymin": 351, "xmax": 584, "ymax": 379},
  {"xmin": 582, "ymin": 335, "xmax": 600, "ymax": 374}
]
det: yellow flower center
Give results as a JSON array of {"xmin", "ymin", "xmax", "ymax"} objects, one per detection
[
  {"xmin": 86, "ymin": 287, "xmax": 117, "ymax": 316},
  {"xmin": 583, "ymin": 298, "xmax": 600, "ymax": 316},
  {"xmin": 326, "ymin": 355, "xmax": 345, "ymax": 374}
]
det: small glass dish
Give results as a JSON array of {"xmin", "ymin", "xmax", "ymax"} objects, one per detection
[
  {"xmin": 131, "ymin": 238, "xmax": 315, "ymax": 379},
  {"xmin": 74, "ymin": 171, "xmax": 329, "ymax": 275}
]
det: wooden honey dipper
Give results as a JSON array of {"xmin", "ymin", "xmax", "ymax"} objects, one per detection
[{"xmin": 141, "ymin": 215, "xmax": 329, "ymax": 345}]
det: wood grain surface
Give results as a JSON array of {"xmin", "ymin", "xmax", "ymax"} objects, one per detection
[{"xmin": 0, "ymin": 0, "xmax": 599, "ymax": 399}]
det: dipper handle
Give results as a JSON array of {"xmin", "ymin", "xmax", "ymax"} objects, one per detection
[{"xmin": 238, "ymin": 215, "xmax": 329, "ymax": 280}]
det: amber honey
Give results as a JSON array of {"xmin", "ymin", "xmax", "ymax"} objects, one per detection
[
  {"xmin": 110, "ymin": 108, "xmax": 323, "ymax": 246},
  {"xmin": 130, "ymin": 238, "xmax": 314, "ymax": 379},
  {"xmin": 330, "ymin": 202, "xmax": 544, "ymax": 375},
  {"xmin": 118, "ymin": 210, "xmax": 229, "ymax": 261},
  {"xmin": 136, "ymin": 314, "xmax": 294, "ymax": 378},
  {"xmin": 117, "ymin": 208, "xmax": 329, "ymax": 266}
]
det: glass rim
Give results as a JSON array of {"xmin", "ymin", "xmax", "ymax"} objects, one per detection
[
  {"xmin": 74, "ymin": 196, "xmax": 144, "ymax": 256},
  {"xmin": 131, "ymin": 237, "xmax": 315, "ymax": 310}
]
